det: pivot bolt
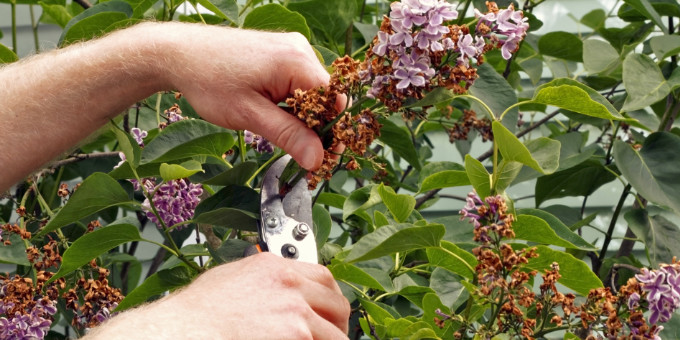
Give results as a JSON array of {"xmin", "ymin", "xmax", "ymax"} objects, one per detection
[{"xmin": 293, "ymin": 223, "xmax": 310, "ymax": 240}]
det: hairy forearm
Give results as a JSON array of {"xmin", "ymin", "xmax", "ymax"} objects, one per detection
[{"xmin": 0, "ymin": 23, "xmax": 168, "ymax": 191}]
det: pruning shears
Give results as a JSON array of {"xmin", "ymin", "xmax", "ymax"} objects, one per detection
[{"xmin": 244, "ymin": 155, "xmax": 318, "ymax": 263}]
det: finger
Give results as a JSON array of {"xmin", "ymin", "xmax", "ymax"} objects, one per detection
[
  {"xmin": 298, "ymin": 277, "xmax": 350, "ymax": 333},
  {"xmin": 242, "ymin": 92, "xmax": 323, "ymax": 170},
  {"xmin": 308, "ymin": 311, "xmax": 350, "ymax": 340}
]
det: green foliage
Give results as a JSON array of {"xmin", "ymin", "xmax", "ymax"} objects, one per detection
[{"xmin": 7, "ymin": 0, "xmax": 680, "ymax": 338}]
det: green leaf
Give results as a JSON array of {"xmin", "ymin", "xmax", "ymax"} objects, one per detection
[
  {"xmin": 428, "ymin": 270, "xmax": 467, "ymax": 311},
  {"xmin": 622, "ymin": 53, "xmax": 672, "ymax": 112},
  {"xmin": 513, "ymin": 215, "xmax": 587, "ymax": 250},
  {"xmin": 401, "ymin": 322, "xmax": 437, "ymax": 339},
  {"xmin": 116, "ymin": 266, "xmax": 194, "ymax": 311},
  {"xmin": 141, "ymin": 119, "xmax": 234, "ymax": 164},
  {"xmin": 532, "ymin": 85, "xmax": 624, "ymax": 121},
  {"xmin": 378, "ymin": 118, "xmax": 421, "ymax": 171},
  {"xmin": 650, "ymin": 35, "xmax": 680, "ymax": 61},
  {"xmin": 465, "ymin": 155, "xmax": 490, "ymax": 199},
  {"xmin": 0, "ymin": 43, "xmax": 18, "ymax": 64},
  {"xmin": 110, "ymin": 123, "xmax": 141, "ymax": 168},
  {"xmin": 492, "ymin": 121, "xmax": 560, "ymax": 174},
  {"xmin": 313, "ymin": 204, "xmax": 331, "ymax": 248},
  {"xmin": 538, "ymin": 31, "xmax": 583, "ymax": 62},
  {"xmin": 194, "ymin": 0, "xmax": 229, "ymax": 21},
  {"xmin": 39, "ymin": 173, "xmax": 131, "ymax": 237},
  {"xmin": 494, "ymin": 160, "xmax": 522, "ymax": 193},
  {"xmin": 286, "ymin": 0, "xmax": 356, "ymax": 45},
  {"xmin": 535, "ymin": 160, "xmax": 616, "ymax": 207},
  {"xmin": 583, "ymin": 39, "xmax": 619, "ymax": 73},
  {"xmin": 121, "ymin": 0, "xmax": 156, "ymax": 18},
  {"xmin": 581, "ymin": 9, "xmax": 606, "ymax": 30},
  {"xmin": 518, "ymin": 209, "xmax": 596, "ymax": 251},
  {"xmin": 358, "ymin": 298, "xmax": 399, "ymax": 324},
  {"xmin": 625, "ymin": 209, "xmax": 680, "ymax": 266},
  {"xmin": 613, "ymin": 133, "xmax": 680, "ymax": 214},
  {"xmin": 533, "ymin": 78, "xmax": 628, "ymax": 121},
  {"xmin": 48, "ymin": 224, "xmax": 142, "ymax": 283},
  {"xmin": 209, "ymin": 239, "xmax": 252, "ymax": 264},
  {"xmin": 419, "ymin": 170, "xmax": 470, "ymax": 193},
  {"xmin": 0, "ymin": 234, "xmax": 30, "ymax": 266},
  {"xmin": 343, "ymin": 185, "xmax": 380, "ymax": 221},
  {"xmin": 59, "ymin": 1, "xmax": 133, "ymax": 46},
  {"xmin": 374, "ymin": 211, "xmax": 389, "ymax": 228},
  {"xmin": 622, "ymin": 0, "xmax": 667, "ymax": 33},
  {"xmin": 526, "ymin": 245, "xmax": 603, "ymax": 296},
  {"xmin": 201, "ymin": 161, "xmax": 257, "ymax": 186},
  {"xmin": 426, "ymin": 241, "xmax": 477, "ymax": 280},
  {"xmin": 316, "ymin": 192, "xmax": 346, "ymax": 209},
  {"xmin": 345, "ymin": 223, "xmax": 445, "ymax": 263},
  {"xmin": 243, "ymin": 4, "xmax": 310, "ymax": 40},
  {"xmin": 193, "ymin": 185, "xmax": 260, "ymax": 231},
  {"xmin": 405, "ymin": 87, "xmax": 454, "ymax": 108},
  {"xmin": 39, "ymin": 2, "xmax": 72, "ymax": 28},
  {"xmin": 564, "ymin": 333, "xmax": 581, "ymax": 340},
  {"xmin": 329, "ymin": 261, "xmax": 391, "ymax": 291},
  {"xmin": 377, "ymin": 184, "xmax": 415, "ymax": 223},
  {"xmin": 159, "ymin": 161, "xmax": 204, "ymax": 181},
  {"xmin": 469, "ymin": 63, "xmax": 518, "ymax": 129}
]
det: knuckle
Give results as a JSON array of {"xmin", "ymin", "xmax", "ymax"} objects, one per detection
[{"xmin": 275, "ymin": 266, "xmax": 301, "ymax": 288}]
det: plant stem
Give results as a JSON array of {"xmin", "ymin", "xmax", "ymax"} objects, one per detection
[
  {"xmin": 11, "ymin": 0, "xmax": 17, "ymax": 54},
  {"xmin": 29, "ymin": 4, "xmax": 40, "ymax": 53},
  {"xmin": 238, "ymin": 130, "xmax": 247, "ymax": 163},
  {"xmin": 595, "ymin": 183, "xmax": 631, "ymax": 273},
  {"xmin": 457, "ymin": 0, "xmax": 472, "ymax": 25}
]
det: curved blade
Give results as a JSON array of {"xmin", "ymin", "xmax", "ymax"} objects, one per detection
[{"xmin": 260, "ymin": 155, "xmax": 317, "ymax": 263}]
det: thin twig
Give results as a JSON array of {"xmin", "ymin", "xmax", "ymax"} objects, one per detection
[
  {"xmin": 35, "ymin": 152, "xmax": 120, "ymax": 178},
  {"xmin": 415, "ymin": 109, "xmax": 560, "ymax": 209},
  {"xmin": 73, "ymin": 0, "xmax": 92, "ymax": 9}
]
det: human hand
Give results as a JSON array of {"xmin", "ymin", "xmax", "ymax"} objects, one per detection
[
  {"xmin": 146, "ymin": 22, "xmax": 345, "ymax": 171},
  {"xmin": 87, "ymin": 253, "xmax": 350, "ymax": 339}
]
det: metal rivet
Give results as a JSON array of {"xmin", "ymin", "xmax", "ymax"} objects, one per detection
[
  {"xmin": 293, "ymin": 223, "xmax": 310, "ymax": 240},
  {"xmin": 266, "ymin": 217, "xmax": 278, "ymax": 228},
  {"xmin": 281, "ymin": 244, "xmax": 298, "ymax": 259}
]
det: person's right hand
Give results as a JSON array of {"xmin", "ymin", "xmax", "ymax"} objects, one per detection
[{"xmin": 86, "ymin": 253, "xmax": 350, "ymax": 339}]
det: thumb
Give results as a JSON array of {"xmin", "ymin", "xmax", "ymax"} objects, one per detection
[{"xmin": 245, "ymin": 95, "xmax": 323, "ymax": 171}]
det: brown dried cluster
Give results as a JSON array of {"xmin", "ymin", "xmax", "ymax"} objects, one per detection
[
  {"xmin": 63, "ymin": 265, "xmax": 124, "ymax": 329},
  {"xmin": 26, "ymin": 239, "xmax": 61, "ymax": 270},
  {"xmin": 286, "ymin": 56, "xmax": 381, "ymax": 189},
  {"xmin": 447, "ymin": 109, "xmax": 493, "ymax": 143},
  {"xmin": 1, "ymin": 223, "xmax": 32, "ymax": 244},
  {"xmin": 0, "ymin": 273, "xmax": 63, "ymax": 315}
]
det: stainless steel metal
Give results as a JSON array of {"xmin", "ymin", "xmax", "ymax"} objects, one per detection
[
  {"xmin": 293, "ymin": 223, "xmax": 310, "ymax": 240},
  {"xmin": 259, "ymin": 155, "xmax": 318, "ymax": 263}
]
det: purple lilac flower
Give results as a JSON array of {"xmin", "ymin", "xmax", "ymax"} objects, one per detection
[
  {"xmin": 244, "ymin": 130, "xmax": 274, "ymax": 153},
  {"xmin": 635, "ymin": 266, "xmax": 680, "ymax": 325},
  {"xmin": 474, "ymin": 4, "xmax": 528, "ymax": 60},
  {"xmin": 142, "ymin": 179, "xmax": 203, "ymax": 229},
  {"xmin": 130, "ymin": 127, "xmax": 148, "ymax": 147},
  {"xmin": 0, "ymin": 300, "xmax": 56, "ymax": 340}
]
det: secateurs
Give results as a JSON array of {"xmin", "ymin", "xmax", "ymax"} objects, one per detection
[{"xmin": 247, "ymin": 155, "xmax": 318, "ymax": 264}]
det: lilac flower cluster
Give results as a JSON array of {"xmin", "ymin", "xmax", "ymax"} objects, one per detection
[
  {"xmin": 475, "ymin": 3, "xmax": 530, "ymax": 59},
  {"xmin": 367, "ymin": 0, "xmax": 459, "ymax": 94},
  {"xmin": 244, "ymin": 130, "xmax": 274, "ymax": 153},
  {"xmin": 459, "ymin": 191, "xmax": 514, "ymax": 244},
  {"xmin": 631, "ymin": 265, "xmax": 680, "ymax": 326},
  {"xmin": 141, "ymin": 179, "xmax": 203, "ymax": 229},
  {"xmin": 0, "ymin": 299, "xmax": 56, "ymax": 340},
  {"xmin": 363, "ymin": 0, "xmax": 529, "ymax": 100}
]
